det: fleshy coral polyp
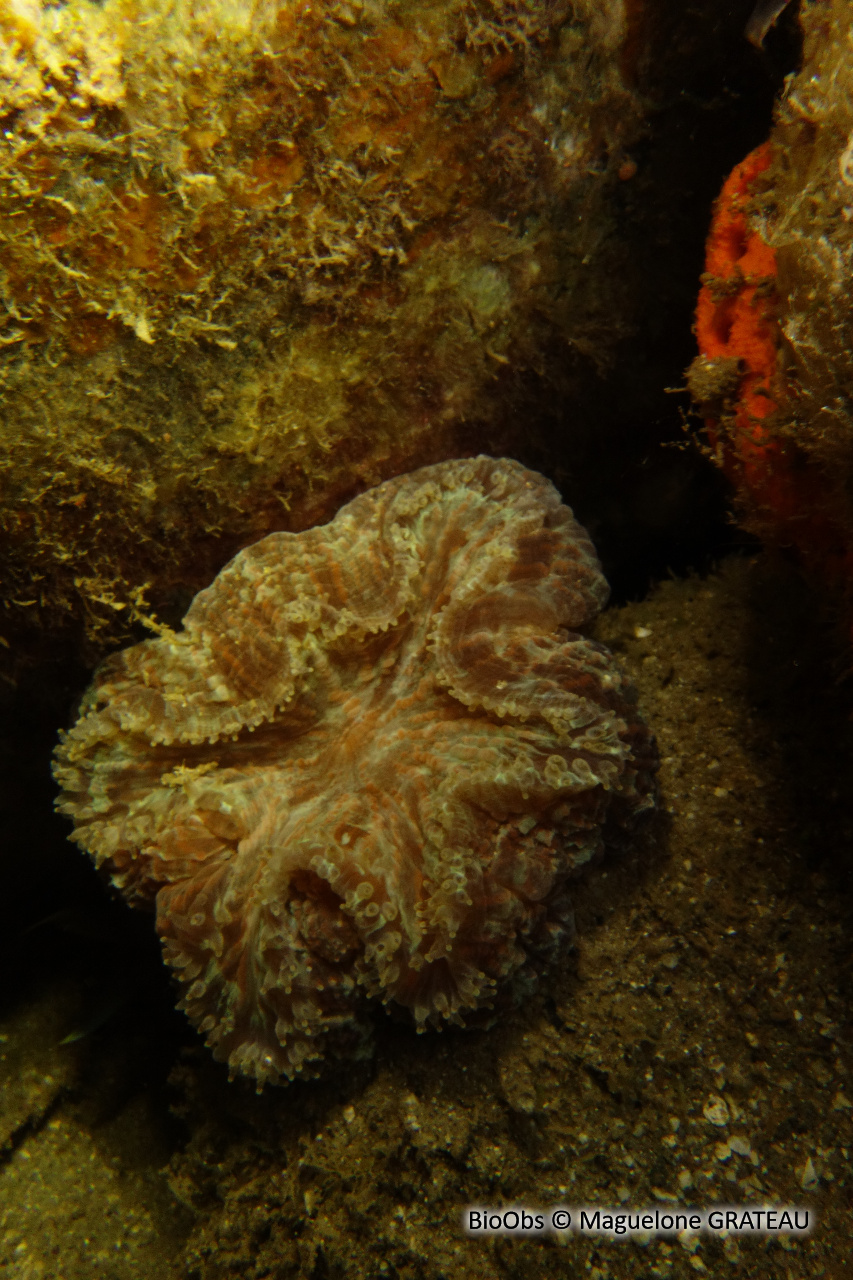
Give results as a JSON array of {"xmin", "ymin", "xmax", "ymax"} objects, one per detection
[{"xmin": 53, "ymin": 457, "xmax": 656, "ymax": 1087}]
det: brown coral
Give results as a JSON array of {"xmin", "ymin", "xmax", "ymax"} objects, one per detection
[{"xmin": 53, "ymin": 457, "xmax": 656, "ymax": 1085}]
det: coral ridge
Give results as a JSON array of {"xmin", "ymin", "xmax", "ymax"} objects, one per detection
[{"xmin": 54, "ymin": 456, "xmax": 655, "ymax": 1085}]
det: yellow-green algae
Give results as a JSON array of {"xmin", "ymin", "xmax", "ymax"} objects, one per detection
[{"xmin": 0, "ymin": 0, "xmax": 641, "ymax": 662}]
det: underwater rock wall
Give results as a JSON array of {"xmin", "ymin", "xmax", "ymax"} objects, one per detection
[
  {"xmin": 767, "ymin": 0, "xmax": 853, "ymax": 481},
  {"xmin": 691, "ymin": 0, "xmax": 853, "ymax": 611},
  {"xmin": 0, "ymin": 0, "xmax": 644, "ymax": 659}
]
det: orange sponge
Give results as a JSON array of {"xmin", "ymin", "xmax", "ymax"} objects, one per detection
[{"xmin": 695, "ymin": 143, "xmax": 853, "ymax": 592}]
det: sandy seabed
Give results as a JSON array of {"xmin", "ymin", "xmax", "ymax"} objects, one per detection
[{"xmin": 1, "ymin": 553, "xmax": 851, "ymax": 1280}]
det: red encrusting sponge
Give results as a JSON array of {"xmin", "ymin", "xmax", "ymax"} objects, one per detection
[{"xmin": 694, "ymin": 142, "xmax": 853, "ymax": 604}]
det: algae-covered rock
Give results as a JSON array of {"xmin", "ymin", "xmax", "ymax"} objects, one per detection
[
  {"xmin": 763, "ymin": 0, "xmax": 853, "ymax": 473},
  {"xmin": 691, "ymin": 0, "xmax": 853, "ymax": 601},
  {"xmin": 0, "ymin": 0, "xmax": 644, "ymax": 658}
]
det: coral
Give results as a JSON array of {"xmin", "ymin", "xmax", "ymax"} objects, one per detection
[
  {"xmin": 690, "ymin": 0, "xmax": 853, "ymax": 601},
  {"xmin": 0, "ymin": 0, "xmax": 643, "ymax": 661},
  {"xmin": 52, "ymin": 456, "xmax": 656, "ymax": 1086}
]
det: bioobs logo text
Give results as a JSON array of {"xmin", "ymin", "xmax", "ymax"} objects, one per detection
[
  {"xmin": 466, "ymin": 1209, "xmax": 554, "ymax": 1234},
  {"xmin": 464, "ymin": 1206, "xmax": 813, "ymax": 1238}
]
